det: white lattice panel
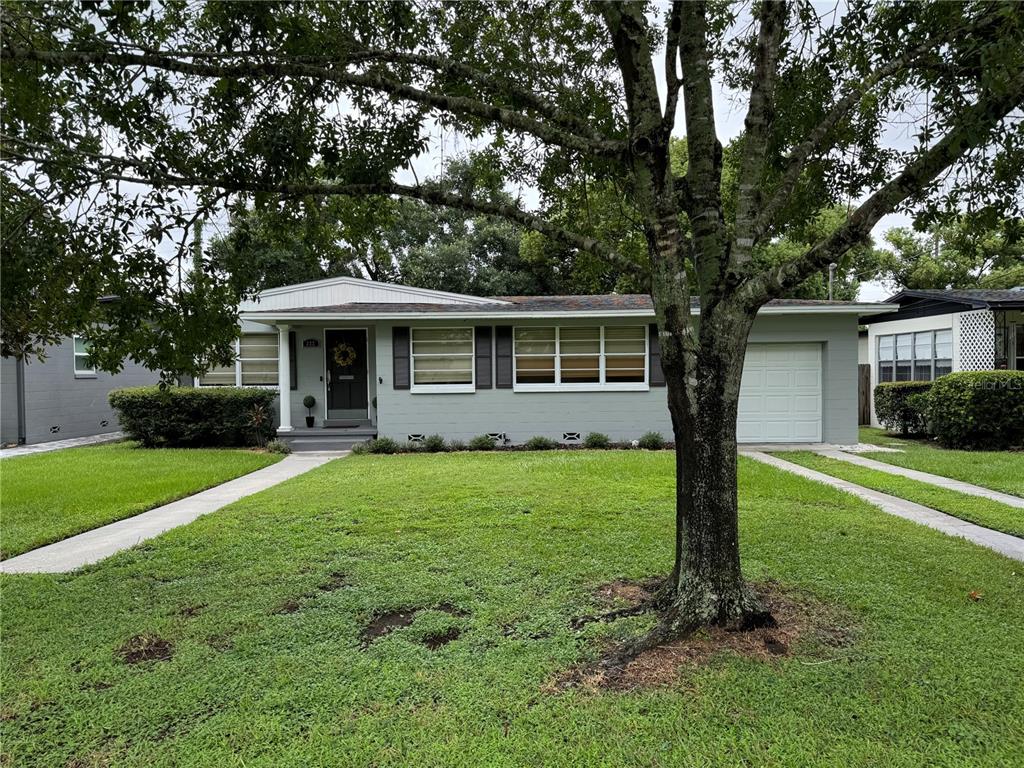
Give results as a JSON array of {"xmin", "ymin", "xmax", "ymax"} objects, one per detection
[{"xmin": 958, "ymin": 310, "xmax": 994, "ymax": 370}]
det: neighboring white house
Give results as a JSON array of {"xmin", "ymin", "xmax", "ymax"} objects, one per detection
[
  {"xmin": 861, "ymin": 288, "xmax": 1024, "ymax": 427},
  {"xmin": 198, "ymin": 276, "xmax": 887, "ymax": 450}
]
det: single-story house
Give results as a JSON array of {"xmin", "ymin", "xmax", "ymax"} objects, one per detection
[
  {"xmin": 860, "ymin": 288, "xmax": 1024, "ymax": 427},
  {"xmin": 0, "ymin": 337, "xmax": 157, "ymax": 446},
  {"xmin": 212, "ymin": 277, "xmax": 885, "ymax": 450}
]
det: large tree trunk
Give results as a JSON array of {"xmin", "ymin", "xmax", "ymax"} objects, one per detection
[{"xmin": 659, "ymin": 303, "xmax": 773, "ymax": 633}]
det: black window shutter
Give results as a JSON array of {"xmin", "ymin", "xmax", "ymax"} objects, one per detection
[
  {"xmin": 393, "ymin": 326, "xmax": 410, "ymax": 390},
  {"xmin": 475, "ymin": 326, "xmax": 492, "ymax": 389},
  {"xmin": 649, "ymin": 324, "xmax": 666, "ymax": 387},
  {"xmin": 289, "ymin": 331, "xmax": 297, "ymax": 391},
  {"xmin": 495, "ymin": 325, "xmax": 513, "ymax": 388}
]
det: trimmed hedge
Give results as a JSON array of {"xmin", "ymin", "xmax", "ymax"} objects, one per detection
[
  {"xmin": 927, "ymin": 371, "xmax": 1024, "ymax": 450},
  {"xmin": 637, "ymin": 431, "xmax": 666, "ymax": 450},
  {"xmin": 108, "ymin": 386, "xmax": 278, "ymax": 448},
  {"xmin": 524, "ymin": 435, "xmax": 559, "ymax": 450},
  {"xmin": 874, "ymin": 381, "xmax": 933, "ymax": 436}
]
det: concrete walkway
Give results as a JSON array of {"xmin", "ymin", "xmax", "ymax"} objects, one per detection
[
  {"xmin": 817, "ymin": 449, "xmax": 1024, "ymax": 509},
  {"xmin": 0, "ymin": 432, "xmax": 125, "ymax": 459},
  {"xmin": 744, "ymin": 451, "xmax": 1024, "ymax": 562},
  {"xmin": 0, "ymin": 451, "xmax": 346, "ymax": 574}
]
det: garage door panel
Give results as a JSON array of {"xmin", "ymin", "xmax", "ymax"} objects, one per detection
[
  {"xmin": 742, "ymin": 369, "xmax": 765, "ymax": 387},
  {"xmin": 738, "ymin": 343, "xmax": 822, "ymax": 443},
  {"xmin": 764, "ymin": 369, "xmax": 794, "ymax": 387},
  {"xmin": 793, "ymin": 370, "xmax": 820, "ymax": 387},
  {"xmin": 764, "ymin": 395, "xmax": 795, "ymax": 414}
]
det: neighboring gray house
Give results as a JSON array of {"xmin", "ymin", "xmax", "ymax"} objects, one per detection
[
  {"xmin": 860, "ymin": 288, "xmax": 1024, "ymax": 427},
  {"xmin": 0, "ymin": 336, "xmax": 157, "ymax": 446},
  {"xmin": 202, "ymin": 277, "xmax": 886, "ymax": 450}
]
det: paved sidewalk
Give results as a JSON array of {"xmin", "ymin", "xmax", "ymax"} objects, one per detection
[
  {"xmin": 817, "ymin": 449, "xmax": 1024, "ymax": 509},
  {"xmin": 0, "ymin": 451, "xmax": 347, "ymax": 574},
  {"xmin": 744, "ymin": 451, "xmax": 1024, "ymax": 562},
  {"xmin": 740, "ymin": 442, "xmax": 900, "ymax": 453},
  {"xmin": 0, "ymin": 432, "xmax": 125, "ymax": 459}
]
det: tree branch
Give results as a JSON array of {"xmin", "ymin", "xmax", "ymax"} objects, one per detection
[
  {"xmin": 739, "ymin": 70, "xmax": 1024, "ymax": 306},
  {"xmin": 662, "ymin": 2, "xmax": 684, "ymax": 133},
  {"xmin": 678, "ymin": 1, "xmax": 726, "ymax": 294},
  {"xmin": 107, "ymin": 40, "xmax": 617, "ymax": 149},
  {"xmin": 751, "ymin": 24, "xmax": 975, "ymax": 244},
  {"xmin": 1, "ymin": 138, "xmax": 641, "ymax": 277},
  {"xmin": 1, "ymin": 46, "xmax": 627, "ymax": 158},
  {"xmin": 732, "ymin": 0, "xmax": 788, "ymax": 267}
]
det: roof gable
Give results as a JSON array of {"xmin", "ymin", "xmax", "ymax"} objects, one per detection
[{"xmin": 238, "ymin": 276, "xmax": 510, "ymax": 312}]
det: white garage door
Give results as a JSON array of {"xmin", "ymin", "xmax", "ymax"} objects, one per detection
[{"xmin": 737, "ymin": 343, "xmax": 822, "ymax": 443}]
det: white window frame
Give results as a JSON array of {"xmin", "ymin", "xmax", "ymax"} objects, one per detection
[
  {"xmin": 196, "ymin": 335, "xmax": 280, "ymax": 389},
  {"xmin": 512, "ymin": 325, "xmax": 649, "ymax": 392},
  {"xmin": 410, "ymin": 326, "xmax": 475, "ymax": 394},
  {"xmin": 876, "ymin": 328, "xmax": 952, "ymax": 383},
  {"xmin": 72, "ymin": 335, "xmax": 95, "ymax": 376},
  {"xmin": 238, "ymin": 333, "xmax": 281, "ymax": 387}
]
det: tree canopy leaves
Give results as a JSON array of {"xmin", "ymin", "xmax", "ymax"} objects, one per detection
[{"xmin": 1, "ymin": 0, "xmax": 1021, "ymax": 376}]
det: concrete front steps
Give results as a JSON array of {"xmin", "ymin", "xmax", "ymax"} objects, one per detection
[{"xmin": 279, "ymin": 422, "xmax": 376, "ymax": 452}]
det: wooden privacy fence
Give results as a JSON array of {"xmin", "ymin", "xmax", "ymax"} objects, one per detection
[{"xmin": 858, "ymin": 364, "xmax": 871, "ymax": 425}]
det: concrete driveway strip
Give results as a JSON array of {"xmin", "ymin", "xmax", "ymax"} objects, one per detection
[
  {"xmin": 815, "ymin": 449, "xmax": 1024, "ymax": 509},
  {"xmin": 0, "ymin": 451, "xmax": 346, "ymax": 574},
  {"xmin": 744, "ymin": 451, "xmax": 1024, "ymax": 563}
]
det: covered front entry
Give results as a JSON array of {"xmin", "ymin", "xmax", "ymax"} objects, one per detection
[{"xmin": 324, "ymin": 328, "xmax": 369, "ymax": 421}]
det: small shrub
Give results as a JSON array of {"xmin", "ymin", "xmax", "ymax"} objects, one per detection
[
  {"xmin": 874, "ymin": 381, "xmax": 933, "ymax": 436},
  {"xmin": 367, "ymin": 436, "xmax": 400, "ymax": 454},
  {"xmin": 583, "ymin": 431, "xmax": 611, "ymax": 449},
  {"xmin": 447, "ymin": 439, "xmax": 467, "ymax": 452},
  {"xmin": 422, "ymin": 434, "xmax": 447, "ymax": 452},
  {"xmin": 265, "ymin": 439, "xmax": 292, "ymax": 455},
  {"xmin": 302, "ymin": 394, "xmax": 317, "ymax": 410},
  {"xmin": 350, "ymin": 441, "xmax": 370, "ymax": 455},
  {"xmin": 468, "ymin": 434, "xmax": 497, "ymax": 451},
  {"xmin": 108, "ymin": 386, "xmax": 278, "ymax": 448},
  {"xmin": 927, "ymin": 371, "xmax": 1024, "ymax": 450},
  {"xmin": 524, "ymin": 435, "xmax": 558, "ymax": 450},
  {"xmin": 637, "ymin": 431, "xmax": 666, "ymax": 450}
]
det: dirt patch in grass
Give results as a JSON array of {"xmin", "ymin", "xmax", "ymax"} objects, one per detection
[
  {"xmin": 422, "ymin": 627, "xmax": 462, "ymax": 650},
  {"xmin": 319, "ymin": 571, "xmax": 350, "ymax": 591},
  {"xmin": 435, "ymin": 602, "xmax": 469, "ymax": 617},
  {"xmin": 274, "ymin": 598, "xmax": 302, "ymax": 615},
  {"xmin": 176, "ymin": 603, "xmax": 206, "ymax": 618},
  {"xmin": 554, "ymin": 581, "xmax": 855, "ymax": 692},
  {"xmin": 206, "ymin": 633, "xmax": 233, "ymax": 652},
  {"xmin": 360, "ymin": 608, "xmax": 418, "ymax": 647},
  {"xmin": 594, "ymin": 576, "xmax": 663, "ymax": 606},
  {"xmin": 360, "ymin": 603, "xmax": 471, "ymax": 648},
  {"xmin": 115, "ymin": 633, "xmax": 174, "ymax": 665}
]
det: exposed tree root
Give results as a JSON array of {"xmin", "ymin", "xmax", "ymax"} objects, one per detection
[
  {"xmin": 550, "ymin": 580, "xmax": 832, "ymax": 692},
  {"xmin": 569, "ymin": 600, "xmax": 659, "ymax": 630}
]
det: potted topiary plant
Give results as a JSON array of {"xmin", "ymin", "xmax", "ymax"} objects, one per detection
[{"xmin": 302, "ymin": 395, "xmax": 317, "ymax": 428}]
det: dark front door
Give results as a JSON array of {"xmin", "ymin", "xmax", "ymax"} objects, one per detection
[{"xmin": 326, "ymin": 329, "xmax": 368, "ymax": 413}]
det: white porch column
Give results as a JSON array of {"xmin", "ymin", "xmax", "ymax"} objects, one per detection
[{"xmin": 277, "ymin": 324, "xmax": 292, "ymax": 432}]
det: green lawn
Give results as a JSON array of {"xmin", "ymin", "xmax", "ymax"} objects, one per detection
[
  {"xmin": 781, "ymin": 451, "xmax": 1024, "ymax": 538},
  {"xmin": 3, "ymin": 452, "xmax": 1023, "ymax": 767},
  {"xmin": 859, "ymin": 427, "xmax": 1024, "ymax": 497},
  {"xmin": 0, "ymin": 442, "xmax": 282, "ymax": 559}
]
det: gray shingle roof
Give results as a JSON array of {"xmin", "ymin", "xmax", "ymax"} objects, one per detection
[
  {"xmin": 887, "ymin": 288, "xmax": 1024, "ymax": 308},
  {"xmin": 245, "ymin": 294, "xmax": 874, "ymax": 314}
]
